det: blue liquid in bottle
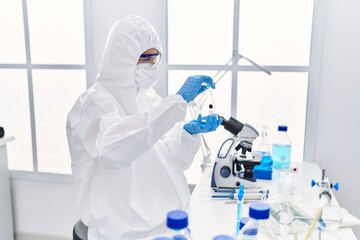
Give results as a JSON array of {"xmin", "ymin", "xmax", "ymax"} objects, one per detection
[
  {"xmin": 272, "ymin": 144, "xmax": 291, "ymax": 170},
  {"xmin": 271, "ymin": 125, "xmax": 291, "ymax": 170},
  {"xmin": 259, "ymin": 152, "xmax": 272, "ymax": 167}
]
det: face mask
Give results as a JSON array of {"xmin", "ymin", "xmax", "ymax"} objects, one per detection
[{"xmin": 135, "ymin": 63, "xmax": 158, "ymax": 89}]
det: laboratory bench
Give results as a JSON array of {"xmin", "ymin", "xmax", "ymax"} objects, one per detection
[{"xmin": 186, "ymin": 162, "xmax": 359, "ymax": 239}]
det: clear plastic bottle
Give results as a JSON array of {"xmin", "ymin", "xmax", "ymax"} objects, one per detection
[
  {"xmin": 275, "ymin": 168, "xmax": 297, "ymax": 238},
  {"xmin": 234, "ymin": 217, "xmax": 250, "ymax": 238},
  {"xmin": 258, "ymin": 125, "xmax": 270, "ymax": 150},
  {"xmin": 213, "ymin": 235, "xmax": 235, "ymax": 240},
  {"xmin": 271, "ymin": 125, "xmax": 292, "ymax": 170},
  {"xmin": 239, "ymin": 217, "xmax": 250, "ymax": 231},
  {"xmin": 257, "ymin": 125, "xmax": 272, "ymax": 166},
  {"xmin": 166, "ymin": 210, "xmax": 193, "ymax": 240},
  {"xmin": 238, "ymin": 202, "xmax": 275, "ymax": 240},
  {"xmin": 254, "ymin": 125, "xmax": 273, "ymax": 180}
]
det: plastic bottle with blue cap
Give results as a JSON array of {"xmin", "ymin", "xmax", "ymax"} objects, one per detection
[
  {"xmin": 239, "ymin": 217, "xmax": 250, "ymax": 231},
  {"xmin": 238, "ymin": 202, "xmax": 275, "ymax": 240},
  {"xmin": 233, "ymin": 217, "xmax": 250, "ymax": 239},
  {"xmin": 166, "ymin": 210, "xmax": 193, "ymax": 240},
  {"xmin": 272, "ymin": 125, "xmax": 292, "ymax": 170},
  {"xmin": 213, "ymin": 235, "xmax": 235, "ymax": 240}
]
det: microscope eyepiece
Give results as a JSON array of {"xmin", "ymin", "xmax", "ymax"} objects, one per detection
[{"xmin": 218, "ymin": 116, "xmax": 244, "ymax": 135}]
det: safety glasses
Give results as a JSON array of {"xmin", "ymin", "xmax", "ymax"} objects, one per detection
[{"xmin": 138, "ymin": 53, "xmax": 161, "ymax": 65}]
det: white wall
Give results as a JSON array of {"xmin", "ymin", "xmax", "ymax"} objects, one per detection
[
  {"xmin": 11, "ymin": 178, "xmax": 78, "ymax": 239},
  {"xmin": 310, "ymin": 0, "xmax": 360, "ymax": 237}
]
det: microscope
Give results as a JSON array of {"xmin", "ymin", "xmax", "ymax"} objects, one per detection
[{"xmin": 211, "ymin": 116, "xmax": 262, "ymax": 189}]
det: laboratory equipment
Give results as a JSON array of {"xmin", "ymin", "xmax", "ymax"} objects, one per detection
[
  {"xmin": 202, "ymin": 82, "xmax": 212, "ymax": 89},
  {"xmin": 238, "ymin": 202, "xmax": 276, "ymax": 240},
  {"xmin": 253, "ymin": 165, "xmax": 272, "ymax": 180},
  {"xmin": 0, "ymin": 127, "xmax": 4, "ymax": 138},
  {"xmin": 190, "ymin": 51, "xmax": 271, "ymax": 171},
  {"xmin": 235, "ymin": 185, "xmax": 245, "ymax": 237},
  {"xmin": 213, "ymin": 235, "xmax": 235, "ymax": 240},
  {"xmin": 192, "ymin": 51, "xmax": 272, "ymax": 117},
  {"xmin": 276, "ymin": 169, "xmax": 297, "ymax": 238},
  {"xmin": 166, "ymin": 210, "xmax": 193, "ymax": 240},
  {"xmin": 305, "ymin": 169, "xmax": 342, "ymax": 240},
  {"xmin": 232, "ymin": 217, "xmax": 250, "ymax": 240},
  {"xmin": 271, "ymin": 125, "xmax": 292, "ymax": 170},
  {"xmin": 191, "ymin": 81, "xmax": 216, "ymax": 118},
  {"xmin": 255, "ymin": 125, "xmax": 272, "ymax": 164},
  {"xmin": 269, "ymin": 201, "xmax": 310, "ymax": 237},
  {"xmin": 211, "ymin": 116, "xmax": 262, "ymax": 189},
  {"xmin": 253, "ymin": 125, "xmax": 273, "ymax": 180},
  {"xmin": 211, "ymin": 188, "xmax": 269, "ymax": 202},
  {"xmin": 240, "ymin": 217, "xmax": 250, "ymax": 231}
]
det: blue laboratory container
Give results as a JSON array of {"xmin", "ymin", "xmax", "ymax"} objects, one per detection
[
  {"xmin": 212, "ymin": 235, "xmax": 235, "ymax": 240},
  {"xmin": 271, "ymin": 125, "xmax": 292, "ymax": 170},
  {"xmin": 254, "ymin": 125, "xmax": 273, "ymax": 179},
  {"xmin": 166, "ymin": 210, "xmax": 192, "ymax": 240},
  {"xmin": 254, "ymin": 152, "xmax": 273, "ymax": 180}
]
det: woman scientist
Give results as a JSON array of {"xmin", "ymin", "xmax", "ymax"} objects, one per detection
[{"xmin": 66, "ymin": 15, "xmax": 222, "ymax": 240}]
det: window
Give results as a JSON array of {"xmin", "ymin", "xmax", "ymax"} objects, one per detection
[
  {"xmin": 168, "ymin": 0, "xmax": 314, "ymax": 184},
  {"xmin": 0, "ymin": 0, "xmax": 87, "ymax": 174}
]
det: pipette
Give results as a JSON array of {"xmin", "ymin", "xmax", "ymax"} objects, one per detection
[{"xmin": 235, "ymin": 185, "xmax": 245, "ymax": 237}]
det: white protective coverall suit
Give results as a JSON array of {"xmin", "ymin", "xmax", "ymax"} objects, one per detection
[{"xmin": 66, "ymin": 15, "xmax": 201, "ymax": 240}]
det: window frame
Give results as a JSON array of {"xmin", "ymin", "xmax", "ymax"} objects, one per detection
[
  {"xmin": 4, "ymin": 0, "xmax": 323, "ymax": 183},
  {"xmin": 1, "ymin": 0, "xmax": 94, "ymax": 182},
  {"xmin": 166, "ymin": 0, "xmax": 320, "ymax": 171}
]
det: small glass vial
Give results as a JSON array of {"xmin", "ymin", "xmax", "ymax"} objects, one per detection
[{"xmin": 257, "ymin": 125, "xmax": 272, "ymax": 166}]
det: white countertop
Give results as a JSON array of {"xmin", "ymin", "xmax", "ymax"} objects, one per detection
[{"xmin": 186, "ymin": 162, "xmax": 358, "ymax": 239}]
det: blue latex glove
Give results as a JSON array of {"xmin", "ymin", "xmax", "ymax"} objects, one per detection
[
  {"xmin": 177, "ymin": 75, "xmax": 215, "ymax": 103},
  {"xmin": 183, "ymin": 114, "xmax": 223, "ymax": 135}
]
